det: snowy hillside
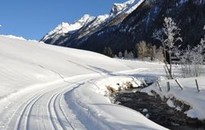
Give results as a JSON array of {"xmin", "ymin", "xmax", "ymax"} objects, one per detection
[
  {"xmin": 0, "ymin": 36, "xmax": 168, "ymax": 130},
  {"xmin": 0, "ymin": 35, "xmax": 130, "ymax": 98}
]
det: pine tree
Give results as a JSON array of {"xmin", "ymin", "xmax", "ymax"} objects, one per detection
[{"xmin": 103, "ymin": 46, "xmax": 113, "ymax": 57}]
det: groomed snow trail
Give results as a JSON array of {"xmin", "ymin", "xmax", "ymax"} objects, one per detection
[
  {"xmin": 1, "ymin": 74, "xmax": 168, "ymax": 130},
  {"xmin": 2, "ymin": 75, "xmax": 95, "ymax": 130}
]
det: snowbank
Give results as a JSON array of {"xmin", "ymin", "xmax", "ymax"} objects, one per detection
[
  {"xmin": 65, "ymin": 76, "xmax": 168, "ymax": 130},
  {"xmin": 92, "ymin": 76, "xmax": 143, "ymax": 95}
]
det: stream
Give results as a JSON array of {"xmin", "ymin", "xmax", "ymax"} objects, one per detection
[{"xmin": 113, "ymin": 91, "xmax": 205, "ymax": 130}]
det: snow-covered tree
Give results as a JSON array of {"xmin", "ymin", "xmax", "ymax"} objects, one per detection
[
  {"xmin": 151, "ymin": 45, "xmax": 156, "ymax": 61},
  {"xmin": 178, "ymin": 45, "xmax": 193, "ymax": 77},
  {"xmin": 153, "ymin": 17, "xmax": 182, "ymax": 79},
  {"xmin": 124, "ymin": 50, "xmax": 128, "ymax": 58},
  {"xmin": 178, "ymin": 44, "xmax": 205, "ymax": 77},
  {"xmin": 155, "ymin": 46, "xmax": 164, "ymax": 62},
  {"xmin": 177, "ymin": 26, "xmax": 205, "ymax": 77},
  {"xmin": 127, "ymin": 51, "xmax": 134, "ymax": 59},
  {"xmin": 118, "ymin": 51, "xmax": 123, "ymax": 58},
  {"xmin": 136, "ymin": 41, "xmax": 148, "ymax": 60},
  {"xmin": 124, "ymin": 50, "xmax": 134, "ymax": 59}
]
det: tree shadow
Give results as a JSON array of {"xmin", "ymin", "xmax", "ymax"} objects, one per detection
[{"xmin": 88, "ymin": 65, "xmax": 116, "ymax": 76}]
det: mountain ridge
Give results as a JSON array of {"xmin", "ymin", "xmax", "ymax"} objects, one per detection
[
  {"xmin": 41, "ymin": 0, "xmax": 145, "ymax": 47},
  {"xmin": 41, "ymin": 0, "xmax": 205, "ymax": 56}
]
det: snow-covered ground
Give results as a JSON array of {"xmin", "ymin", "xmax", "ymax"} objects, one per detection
[
  {"xmin": 1, "ymin": 35, "xmax": 204, "ymax": 130},
  {"xmin": 0, "ymin": 36, "xmax": 168, "ymax": 130}
]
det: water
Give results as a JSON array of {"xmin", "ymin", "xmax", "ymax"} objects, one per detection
[
  {"xmin": 169, "ymin": 126, "xmax": 205, "ymax": 130},
  {"xmin": 113, "ymin": 91, "xmax": 205, "ymax": 130}
]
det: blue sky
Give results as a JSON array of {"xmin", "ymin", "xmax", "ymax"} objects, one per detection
[{"xmin": 0, "ymin": 0, "xmax": 127, "ymax": 40}]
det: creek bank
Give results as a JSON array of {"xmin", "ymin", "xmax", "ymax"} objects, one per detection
[{"xmin": 112, "ymin": 90, "xmax": 205, "ymax": 130}]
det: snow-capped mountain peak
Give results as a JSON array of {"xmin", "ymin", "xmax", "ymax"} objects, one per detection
[
  {"xmin": 76, "ymin": 14, "xmax": 95, "ymax": 25},
  {"xmin": 110, "ymin": 0, "xmax": 145, "ymax": 15},
  {"xmin": 110, "ymin": 2, "xmax": 128, "ymax": 15},
  {"xmin": 43, "ymin": 14, "xmax": 95, "ymax": 41},
  {"xmin": 55, "ymin": 22, "xmax": 70, "ymax": 34}
]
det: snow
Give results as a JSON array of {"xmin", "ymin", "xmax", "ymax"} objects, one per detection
[
  {"xmin": 125, "ymin": 0, "xmax": 145, "ymax": 14},
  {"xmin": 96, "ymin": 14, "xmax": 110, "ymax": 23},
  {"xmin": 53, "ymin": 22, "xmax": 71, "ymax": 34},
  {"xmin": 110, "ymin": 0, "xmax": 145, "ymax": 15},
  {"xmin": 89, "ymin": 76, "xmax": 143, "ymax": 96},
  {"xmin": 65, "ymin": 78, "xmax": 168, "ymax": 130},
  {"xmin": 0, "ymin": 36, "xmax": 168, "ymax": 130},
  {"xmin": 77, "ymin": 14, "xmax": 110, "ymax": 39},
  {"xmin": 142, "ymin": 77, "xmax": 205, "ymax": 120},
  {"xmin": 142, "ymin": 108, "xmax": 148, "ymax": 113},
  {"xmin": 166, "ymin": 99, "xmax": 175, "ymax": 108},
  {"xmin": 43, "ymin": 14, "xmax": 95, "ymax": 41},
  {"xmin": 0, "ymin": 36, "xmax": 129, "ymax": 98},
  {"xmin": 0, "ymin": 35, "xmax": 26, "ymax": 41}
]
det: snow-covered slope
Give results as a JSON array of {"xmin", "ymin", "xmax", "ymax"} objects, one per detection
[
  {"xmin": 0, "ymin": 35, "xmax": 128, "ymax": 98},
  {"xmin": 0, "ymin": 35, "xmax": 26, "ymax": 41},
  {"xmin": 0, "ymin": 36, "xmax": 168, "ymax": 130}
]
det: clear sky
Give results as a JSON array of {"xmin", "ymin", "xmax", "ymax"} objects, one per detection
[{"xmin": 0, "ymin": 0, "xmax": 126, "ymax": 40}]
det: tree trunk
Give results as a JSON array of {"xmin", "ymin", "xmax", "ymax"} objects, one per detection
[{"xmin": 169, "ymin": 52, "xmax": 173, "ymax": 79}]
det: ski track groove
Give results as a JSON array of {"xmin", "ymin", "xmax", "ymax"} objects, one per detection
[
  {"xmin": 4, "ymin": 93, "xmax": 37, "ymax": 130},
  {"xmin": 4, "ymin": 86, "xmax": 49, "ymax": 130},
  {"xmin": 48, "ymin": 92, "xmax": 62, "ymax": 130},
  {"xmin": 25, "ymin": 94, "xmax": 45, "ymax": 130},
  {"xmin": 15, "ymin": 94, "xmax": 43, "ymax": 130},
  {"xmin": 49, "ymin": 88, "xmax": 76, "ymax": 130},
  {"xmin": 53, "ymin": 93, "xmax": 66, "ymax": 130},
  {"xmin": 58, "ymin": 93, "xmax": 76, "ymax": 130}
]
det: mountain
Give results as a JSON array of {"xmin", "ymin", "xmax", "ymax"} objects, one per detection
[
  {"xmin": 41, "ymin": 0, "xmax": 144, "ymax": 48},
  {"xmin": 41, "ymin": 0, "xmax": 205, "ymax": 56},
  {"xmin": 42, "ymin": 14, "xmax": 95, "ymax": 45}
]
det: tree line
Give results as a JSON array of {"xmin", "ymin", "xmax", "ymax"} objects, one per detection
[
  {"xmin": 103, "ymin": 41, "xmax": 164, "ymax": 62},
  {"xmin": 104, "ymin": 17, "xmax": 205, "ymax": 79}
]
